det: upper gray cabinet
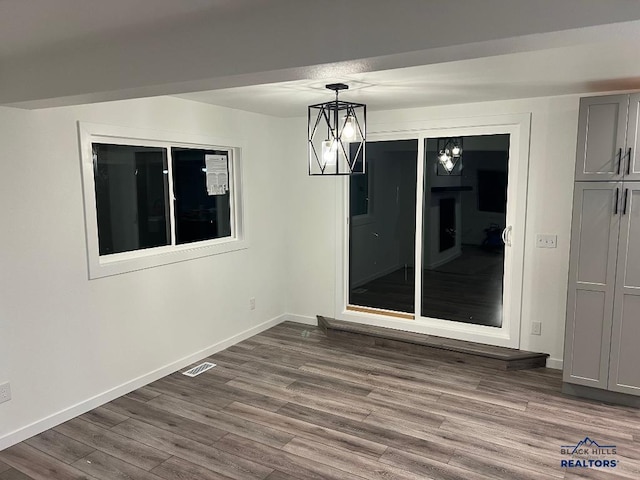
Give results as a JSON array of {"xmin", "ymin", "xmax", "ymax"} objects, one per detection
[
  {"xmin": 625, "ymin": 94, "xmax": 640, "ymax": 181},
  {"xmin": 575, "ymin": 94, "xmax": 640, "ymax": 182}
]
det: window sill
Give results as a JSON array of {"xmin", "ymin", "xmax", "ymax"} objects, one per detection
[{"xmin": 88, "ymin": 238, "xmax": 248, "ymax": 279}]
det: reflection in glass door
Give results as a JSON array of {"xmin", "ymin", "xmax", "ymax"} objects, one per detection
[
  {"xmin": 348, "ymin": 140, "xmax": 418, "ymax": 314},
  {"xmin": 421, "ymin": 134, "xmax": 510, "ymax": 327}
]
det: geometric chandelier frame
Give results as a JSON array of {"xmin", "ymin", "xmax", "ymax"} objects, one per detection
[{"xmin": 308, "ymin": 83, "xmax": 366, "ymax": 175}]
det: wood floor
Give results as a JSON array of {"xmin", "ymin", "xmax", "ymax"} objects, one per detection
[{"xmin": 2, "ymin": 322, "xmax": 639, "ymax": 479}]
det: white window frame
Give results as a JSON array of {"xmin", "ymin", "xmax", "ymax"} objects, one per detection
[{"xmin": 79, "ymin": 122, "xmax": 246, "ymax": 279}]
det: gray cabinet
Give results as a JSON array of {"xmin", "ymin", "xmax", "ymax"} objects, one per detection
[
  {"xmin": 608, "ymin": 184, "xmax": 640, "ymax": 394},
  {"xmin": 567, "ymin": 93, "xmax": 640, "ymax": 398},
  {"xmin": 565, "ymin": 180, "xmax": 640, "ymax": 394},
  {"xmin": 626, "ymin": 94, "xmax": 640, "ymax": 181},
  {"xmin": 575, "ymin": 94, "xmax": 640, "ymax": 182},
  {"xmin": 564, "ymin": 182, "xmax": 621, "ymax": 388}
]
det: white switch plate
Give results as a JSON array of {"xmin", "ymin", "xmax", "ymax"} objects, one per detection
[
  {"xmin": 0, "ymin": 382, "xmax": 11, "ymax": 404},
  {"xmin": 536, "ymin": 234, "xmax": 557, "ymax": 248},
  {"xmin": 531, "ymin": 322, "xmax": 542, "ymax": 335}
]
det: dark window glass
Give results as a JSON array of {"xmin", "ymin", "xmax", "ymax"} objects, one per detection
[
  {"xmin": 349, "ymin": 143, "xmax": 368, "ymax": 216},
  {"xmin": 172, "ymin": 147, "xmax": 232, "ymax": 245},
  {"xmin": 93, "ymin": 143, "xmax": 170, "ymax": 255},
  {"xmin": 477, "ymin": 170, "xmax": 507, "ymax": 213},
  {"xmin": 350, "ymin": 173, "xmax": 369, "ymax": 216}
]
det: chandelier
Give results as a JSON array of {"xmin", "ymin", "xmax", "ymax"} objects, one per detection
[{"xmin": 308, "ymin": 83, "xmax": 366, "ymax": 175}]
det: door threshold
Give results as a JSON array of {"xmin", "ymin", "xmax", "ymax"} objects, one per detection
[{"xmin": 346, "ymin": 305, "xmax": 414, "ymax": 320}]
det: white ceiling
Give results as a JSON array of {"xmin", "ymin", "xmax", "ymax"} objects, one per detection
[
  {"xmin": 176, "ymin": 39, "xmax": 640, "ymax": 117},
  {"xmin": 0, "ymin": 0, "xmax": 268, "ymax": 58},
  {"xmin": 3, "ymin": 1, "xmax": 640, "ymax": 108}
]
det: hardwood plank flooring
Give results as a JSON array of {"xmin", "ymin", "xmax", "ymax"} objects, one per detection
[{"xmin": 1, "ymin": 322, "xmax": 639, "ymax": 479}]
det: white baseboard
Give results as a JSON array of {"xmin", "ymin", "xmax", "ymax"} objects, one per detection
[
  {"xmin": 0, "ymin": 313, "xmax": 288, "ymax": 451},
  {"xmin": 282, "ymin": 314, "xmax": 318, "ymax": 326},
  {"xmin": 546, "ymin": 357, "xmax": 563, "ymax": 370}
]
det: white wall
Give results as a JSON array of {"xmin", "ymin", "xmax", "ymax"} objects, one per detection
[
  {"xmin": 285, "ymin": 95, "xmax": 579, "ymax": 367},
  {"xmin": 0, "ymin": 96, "xmax": 288, "ymax": 447}
]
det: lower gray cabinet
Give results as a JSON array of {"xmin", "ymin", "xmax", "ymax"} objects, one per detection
[
  {"xmin": 564, "ymin": 182, "xmax": 620, "ymax": 388},
  {"xmin": 564, "ymin": 182, "xmax": 640, "ymax": 395},
  {"xmin": 608, "ymin": 184, "xmax": 640, "ymax": 394}
]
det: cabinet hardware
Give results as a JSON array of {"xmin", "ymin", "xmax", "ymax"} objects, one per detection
[
  {"xmin": 617, "ymin": 148, "xmax": 623, "ymax": 174},
  {"xmin": 623, "ymin": 188, "xmax": 629, "ymax": 215},
  {"xmin": 627, "ymin": 147, "xmax": 633, "ymax": 175},
  {"xmin": 614, "ymin": 188, "xmax": 620, "ymax": 215}
]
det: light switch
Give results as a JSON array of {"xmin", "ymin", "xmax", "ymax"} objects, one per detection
[{"xmin": 536, "ymin": 234, "xmax": 557, "ymax": 248}]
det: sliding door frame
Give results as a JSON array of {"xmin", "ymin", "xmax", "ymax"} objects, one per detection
[{"xmin": 335, "ymin": 113, "xmax": 531, "ymax": 349}]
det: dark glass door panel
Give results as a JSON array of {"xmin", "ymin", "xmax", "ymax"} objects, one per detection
[
  {"xmin": 348, "ymin": 140, "xmax": 418, "ymax": 314},
  {"xmin": 422, "ymin": 135, "xmax": 510, "ymax": 327}
]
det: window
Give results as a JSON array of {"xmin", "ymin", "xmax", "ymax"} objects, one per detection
[
  {"xmin": 93, "ymin": 144, "xmax": 171, "ymax": 255},
  {"xmin": 350, "ymin": 172, "xmax": 370, "ymax": 217},
  {"xmin": 171, "ymin": 147, "xmax": 232, "ymax": 245},
  {"xmin": 349, "ymin": 143, "xmax": 373, "ymax": 223},
  {"xmin": 80, "ymin": 123, "xmax": 245, "ymax": 278}
]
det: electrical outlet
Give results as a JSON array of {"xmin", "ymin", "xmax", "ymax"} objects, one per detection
[
  {"xmin": 531, "ymin": 322, "xmax": 542, "ymax": 336},
  {"xmin": 536, "ymin": 234, "xmax": 557, "ymax": 248},
  {"xmin": 249, "ymin": 297, "xmax": 256, "ymax": 310},
  {"xmin": 0, "ymin": 382, "xmax": 11, "ymax": 404}
]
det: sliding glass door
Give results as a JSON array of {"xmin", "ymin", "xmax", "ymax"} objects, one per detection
[
  {"xmin": 421, "ymin": 135, "xmax": 509, "ymax": 327},
  {"xmin": 348, "ymin": 140, "xmax": 418, "ymax": 314},
  {"xmin": 345, "ymin": 123, "xmax": 526, "ymax": 348}
]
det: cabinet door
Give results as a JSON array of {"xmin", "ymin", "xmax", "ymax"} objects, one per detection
[
  {"xmin": 624, "ymin": 94, "xmax": 640, "ymax": 181},
  {"xmin": 575, "ymin": 95, "xmax": 628, "ymax": 181},
  {"xmin": 564, "ymin": 182, "xmax": 621, "ymax": 388},
  {"xmin": 609, "ymin": 184, "xmax": 640, "ymax": 395}
]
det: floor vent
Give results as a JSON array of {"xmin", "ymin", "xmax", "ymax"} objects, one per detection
[{"xmin": 182, "ymin": 362, "xmax": 216, "ymax": 377}]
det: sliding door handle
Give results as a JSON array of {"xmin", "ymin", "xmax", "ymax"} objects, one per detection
[
  {"xmin": 614, "ymin": 187, "xmax": 620, "ymax": 215},
  {"xmin": 617, "ymin": 148, "xmax": 623, "ymax": 174},
  {"xmin": 501, "ymin": 225, "xmax": 512, "ymax": 247},
  {"xmin": 623, "ymin": 188, "xmax": 629, "ymax": 215}
]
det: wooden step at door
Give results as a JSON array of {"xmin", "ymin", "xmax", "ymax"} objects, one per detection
[{"xmin": 317, "ymin": 316, "xmax": 549, "ymax": 370}]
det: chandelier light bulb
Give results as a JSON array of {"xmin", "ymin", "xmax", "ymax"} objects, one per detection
[
  {"xmin": 322, "ymin": 139, "xmax": 338, "ymax": 164},
  {"xmin": 342, "ymin": 116, "xmax": 355, "ymax": 140},
  {"xmin": 451, "ymin": 145, "xmax": 461, "ymax": 156}
]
